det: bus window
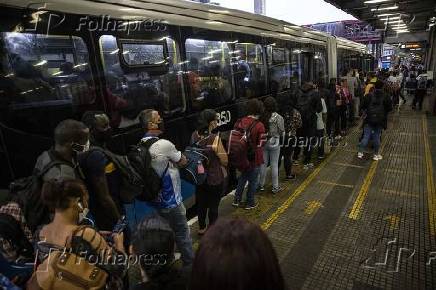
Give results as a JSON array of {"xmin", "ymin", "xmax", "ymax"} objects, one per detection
[
  {"xmin": 267, "ymin": 46, "xmax": 291, "ymax": 95},
  {"xmin": 291, "ymin": 48, "xmax": 302, "ymax": 86},
  {"xmin": 232, "ymin": 43, "xmax": 266, "ymax": 100},
  {"xmin": 0, "ymin": 33, "xmax": 94, "ymax": 136},
  {"xmin": 100, "ymin": 35, "xmax": 185, "ymax": 128},
  {"xmin": 313, "ymin": 50, "xmax": 327, "ymax": 84},
  {"xmin": 120, "ymin": 43, "xmax": 166, "ymax": 66},
  {"xmin": 185, "ymin": 39, "xmax": 232, "ymax": 112}
]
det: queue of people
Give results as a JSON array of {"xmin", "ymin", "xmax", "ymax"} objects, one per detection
[{"xmin": 0, "ymin": 66, "xmax": 420, "ymax": 289}]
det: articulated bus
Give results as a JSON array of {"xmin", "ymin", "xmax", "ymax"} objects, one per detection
[{"xmin": 0, "ymin": 0, "xmax": 372, "ymax": 225}]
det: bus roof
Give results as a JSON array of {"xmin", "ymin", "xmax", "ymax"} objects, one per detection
[{"xmin": 4, "ymin": 0, "xmax": 366, "ymax": 52}]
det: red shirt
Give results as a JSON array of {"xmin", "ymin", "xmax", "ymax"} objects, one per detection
[{"xmin": 235, "ymin": 116, "xmax": 266, "ymax": 169}]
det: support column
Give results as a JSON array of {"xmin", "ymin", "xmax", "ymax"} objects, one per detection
[{"xmin": 426, "ymin": 27, "xmax": 436, "ymax": 115}]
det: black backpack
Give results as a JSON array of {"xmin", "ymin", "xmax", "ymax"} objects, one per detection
[
  {"xmin": 87, "ymin": 146, "xmax": 146, "ymax": 204},
  {"xmin": 127, "ymin": 137, "xmax": 168, "ymax": 202},
  {"xmin": 9, "ymin": 151, "xmax": 73, "ymax": 233},
  {"xmin": 366, "ymin": 94, "xmax": 385, "ymax": 126}
]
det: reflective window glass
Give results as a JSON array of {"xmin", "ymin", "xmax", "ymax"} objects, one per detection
[
  {"xmin": 232, "ymin": 43, "xmax": 266, "ymax": 99},
  {"xmin": 100, "ymin": 35, "xmax": 185, "ymax": 128},
  {"xmin": 0, "ymin": 33, "xmax": 94, "ymax": 136},
  {"xmin": 267, "ymin": 46, "xmax": 291, "ymax": 93},
  {"xmin": 185, "ymin": 39, "xmax": 232, "ymax": 111}
]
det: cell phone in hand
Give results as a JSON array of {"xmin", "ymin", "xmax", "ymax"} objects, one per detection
[{"xmin": 112, "ymin": 215, "xmax": 128, "ymax": 234}]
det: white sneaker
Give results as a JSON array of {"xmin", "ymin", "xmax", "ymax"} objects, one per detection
[
  {"xmin": 357, "ymin": 152, "xmax": 364, "ymax": 159},
  {"xmin": 373, "ymin": 155, "xmax": 383, "ymax": 161}
]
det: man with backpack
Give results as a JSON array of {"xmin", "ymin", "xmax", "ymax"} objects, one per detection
[
  {"xmin": 138, "ymin": 109, "xmax": 193, "ymax": 267},
  {"xmin": 230, "ymin": 99, "xmax": 266, "ymax": 210},
  {"xmin": 79, "ymin": 112, "xmax": 122, "ymax": 231},
  {"xmin": 1, "ymin": 119, "xmax": 89, "ymax": 236},
  {"xmin": 358, "ymin": 80, "xmax": 392, "ymax": 161},
  {"xmin": 296, "ymin": 82, "xmax": 323, "ymax": 170},
  {"xmin": 413, "ymin": 74, "xmax": 427, "ymax": 111}
]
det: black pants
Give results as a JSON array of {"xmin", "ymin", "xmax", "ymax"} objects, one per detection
[
  {"xmin": 326, "ymin": 113, "xmax": 336, "ymax": 137},
  {"xmin": 317, "ymin": 129, "xmax": 325, "ymax": 157},
  {"xmin": 279, "ymin": 137, "xmax": 296, "ymax": 176},
  {"xmin": 336, "ymin": 106, "xmax": 347, "ymax": 134},
  {"xmin": 303, "ymin": 136, "xmax": 315, "ymax": 164},
  {"xmin": 413, "ymin": 90, "xmax": 426, "ymax": 110},
  {"xmin": 196, "ymin": 183, "xmax": 223, "ymax": 230}
]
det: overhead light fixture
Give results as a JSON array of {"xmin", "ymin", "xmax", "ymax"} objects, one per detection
[
  {"xmin": 379, "ymin": 16, "xmax": 401, "ymax": 21},
  {"xmin": 385, "ymin": 20, "xmax": 404, "ymax": 24},
  {"xmin": 377, "ymin": 13, "xmax": 396, "ymax": 17},
  {"xmin": 395, "ymin": 30, "xmax": 409, "ymax": 33},
  {"xmin": 371, "ymin": 5, "xmax": 399, "ymax": 11},
  {"xmin": 364, "ymin": 0, "xmax": 392, "ymax": 4}
]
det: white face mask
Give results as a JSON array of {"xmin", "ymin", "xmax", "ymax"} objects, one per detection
[
  {"xmin": 72, "ymin": 140, "xmax": 90, "ymax": 154},
  {"xmin": 77, "ymin": 202, "xmax": 89, "ymax": 224}
]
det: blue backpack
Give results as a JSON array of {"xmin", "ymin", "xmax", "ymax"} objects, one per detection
[{"xmin": 180, "ymin": 140, "xmax": 209, "ymax": 186}]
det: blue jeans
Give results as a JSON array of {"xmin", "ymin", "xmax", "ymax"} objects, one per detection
[
  {"xmin": 259, "ymin": 143, "xmax": 280, "ymax": 189},
  {"xmin": 235, "ymin": 167, "xmax": 260, "ymax": 206},
  {"xmin": 359, "ymin": 124, "xmax": 382, "ymax": 154},
  {"xmin": 156, "ymin": 203, "xmax": 194, "ymax": 266}
]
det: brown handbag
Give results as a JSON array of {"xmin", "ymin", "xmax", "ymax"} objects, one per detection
[{"xmin": 28, "ymin": 226, "xmax": 108, "ymax": 290}]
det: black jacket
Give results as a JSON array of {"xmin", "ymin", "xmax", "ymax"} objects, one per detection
[
  {"xmin": 296, "ymin": 88, "xmax": 322, "ymax": 136},
  {"xmin": 361, "ymin": 89, "xmax": 392, "ymax": 129}
]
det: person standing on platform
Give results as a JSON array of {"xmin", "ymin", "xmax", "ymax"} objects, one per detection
[
  {"xmin": 358, "ymin": 80, "xmax": 392, "ymax": 161},
  {"xmin": 138, "ymin": 109, "xmax": 193, "ymax": 267},
  {"xmin": 258, "ymin": 97, "xmax": 284, "ymax": 194},
  {"xmin": 191, "ymin": 109, "xmax": 228, "ymax": 235},
  {"xmin": 232, "ymin": 99, "xmax": 265, "ymax": 210}
]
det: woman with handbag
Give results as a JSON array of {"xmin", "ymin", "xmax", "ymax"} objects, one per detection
[
  {"xmin": 29, "ymin": 178, "xmax": 126, "ymax": 290},
  {"xmin": 191, "ymin": 109, "xmax": 228, "ymax": 236}
]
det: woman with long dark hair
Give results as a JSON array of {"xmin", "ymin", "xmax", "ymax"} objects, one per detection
[
  {"xmin": 191, "ymin": 218, "xmax": 286, "ymax": 290},
  {"xmin": 191, "ymin": 109, "xmax": 228, "ymax": 235},
  {"xmin": 259, "ymin": 97, "xmax": 284, "ymax": 194}
]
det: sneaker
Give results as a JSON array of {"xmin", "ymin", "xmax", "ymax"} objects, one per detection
[
  {"xmin": 244, "ymin": 203, "xmax": 259, "ymax": 210},
  {"xmin": 357, "ymin": 152, "xmax": 364, "ymax": 159},
  {"xmin": 232, "ymin": 200, "xmax": 240, "ymax": 207},
  {"xmin": 286, "ymin": 174, "xmax": 296, "ymax": 180},
  {"xmin": 318, "ymin": 155, "xmax": 325, "ymax": 160},
  {"xmin": 258, "ymin": 186, "xmax": 265, "ymax": 192},
  {"xmin": 373, "ymin": 154, "xmax": 383, "ymax": 161},
  {"xmin": 308, "ymin": 163, "xmax": 314, "ymax": 168},
  {"xmin": 272, "ymin": 187, "xmax": 283, "ymax": 194},
  {"xmin": 303, "ymin": 164, "xmax": 310, "ymax": 170},
  {"xmin": 293, "ymin": 160, "xmax": 299, "ymax": 166}
]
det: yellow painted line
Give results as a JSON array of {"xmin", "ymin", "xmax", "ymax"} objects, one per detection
[
  {"xmin": 304, "ymin": 200, "xmax": 323, "ymax": 215},
  {"xmin": 333, "ymin": 162, "xmax": 364, "ymax": 169},
  {"xmin": 348, "ymin": 138, "xmax": 388, "ymax": 220},
  {"xmin": 423, "ymin": 116, "xmax": 436, "ymax": 236},
  {"xmin": 261, "ymin": 152, "xmax": 335, "ymax": 230},
  {"xmin": 318, "ymin": 180, "xmax": 354, "ymax": 189}
]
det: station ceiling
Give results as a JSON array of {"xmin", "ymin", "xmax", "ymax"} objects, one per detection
[{"xmin": 324, "ymin": 0, "xmax": 436, "ymax": 35}]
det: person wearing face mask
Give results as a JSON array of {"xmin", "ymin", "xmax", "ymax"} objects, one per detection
[
  {"xmin": 3, "ymin": 120, "xmax": 89, "ymax": 236},
  {"xmin": 31, "ymin": 178, "xmax": 126, "ymax": 289},
  {"xmin": 79, "ymin": 112, "xmax": 121, "ymax": 231},
  {"xmin": 191, "ymin": 109, "xmax": 228, "ymax": 235},
  {"xmin": 138, "ymin": 109, "xmax": 193, "ymax": 267},
  {"xmin": 34, "ymin": 119, "xmax": 89, "ymax": 182}
]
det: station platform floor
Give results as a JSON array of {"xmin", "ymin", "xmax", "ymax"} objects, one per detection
[{"xmin": 190, "ymin": 102, "xmax": 436, "ymax": 289}]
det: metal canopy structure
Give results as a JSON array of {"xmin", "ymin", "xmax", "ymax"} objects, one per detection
[{"xmin": 324, "ymin": 0, "xmax": 436, "ymax": 35}]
